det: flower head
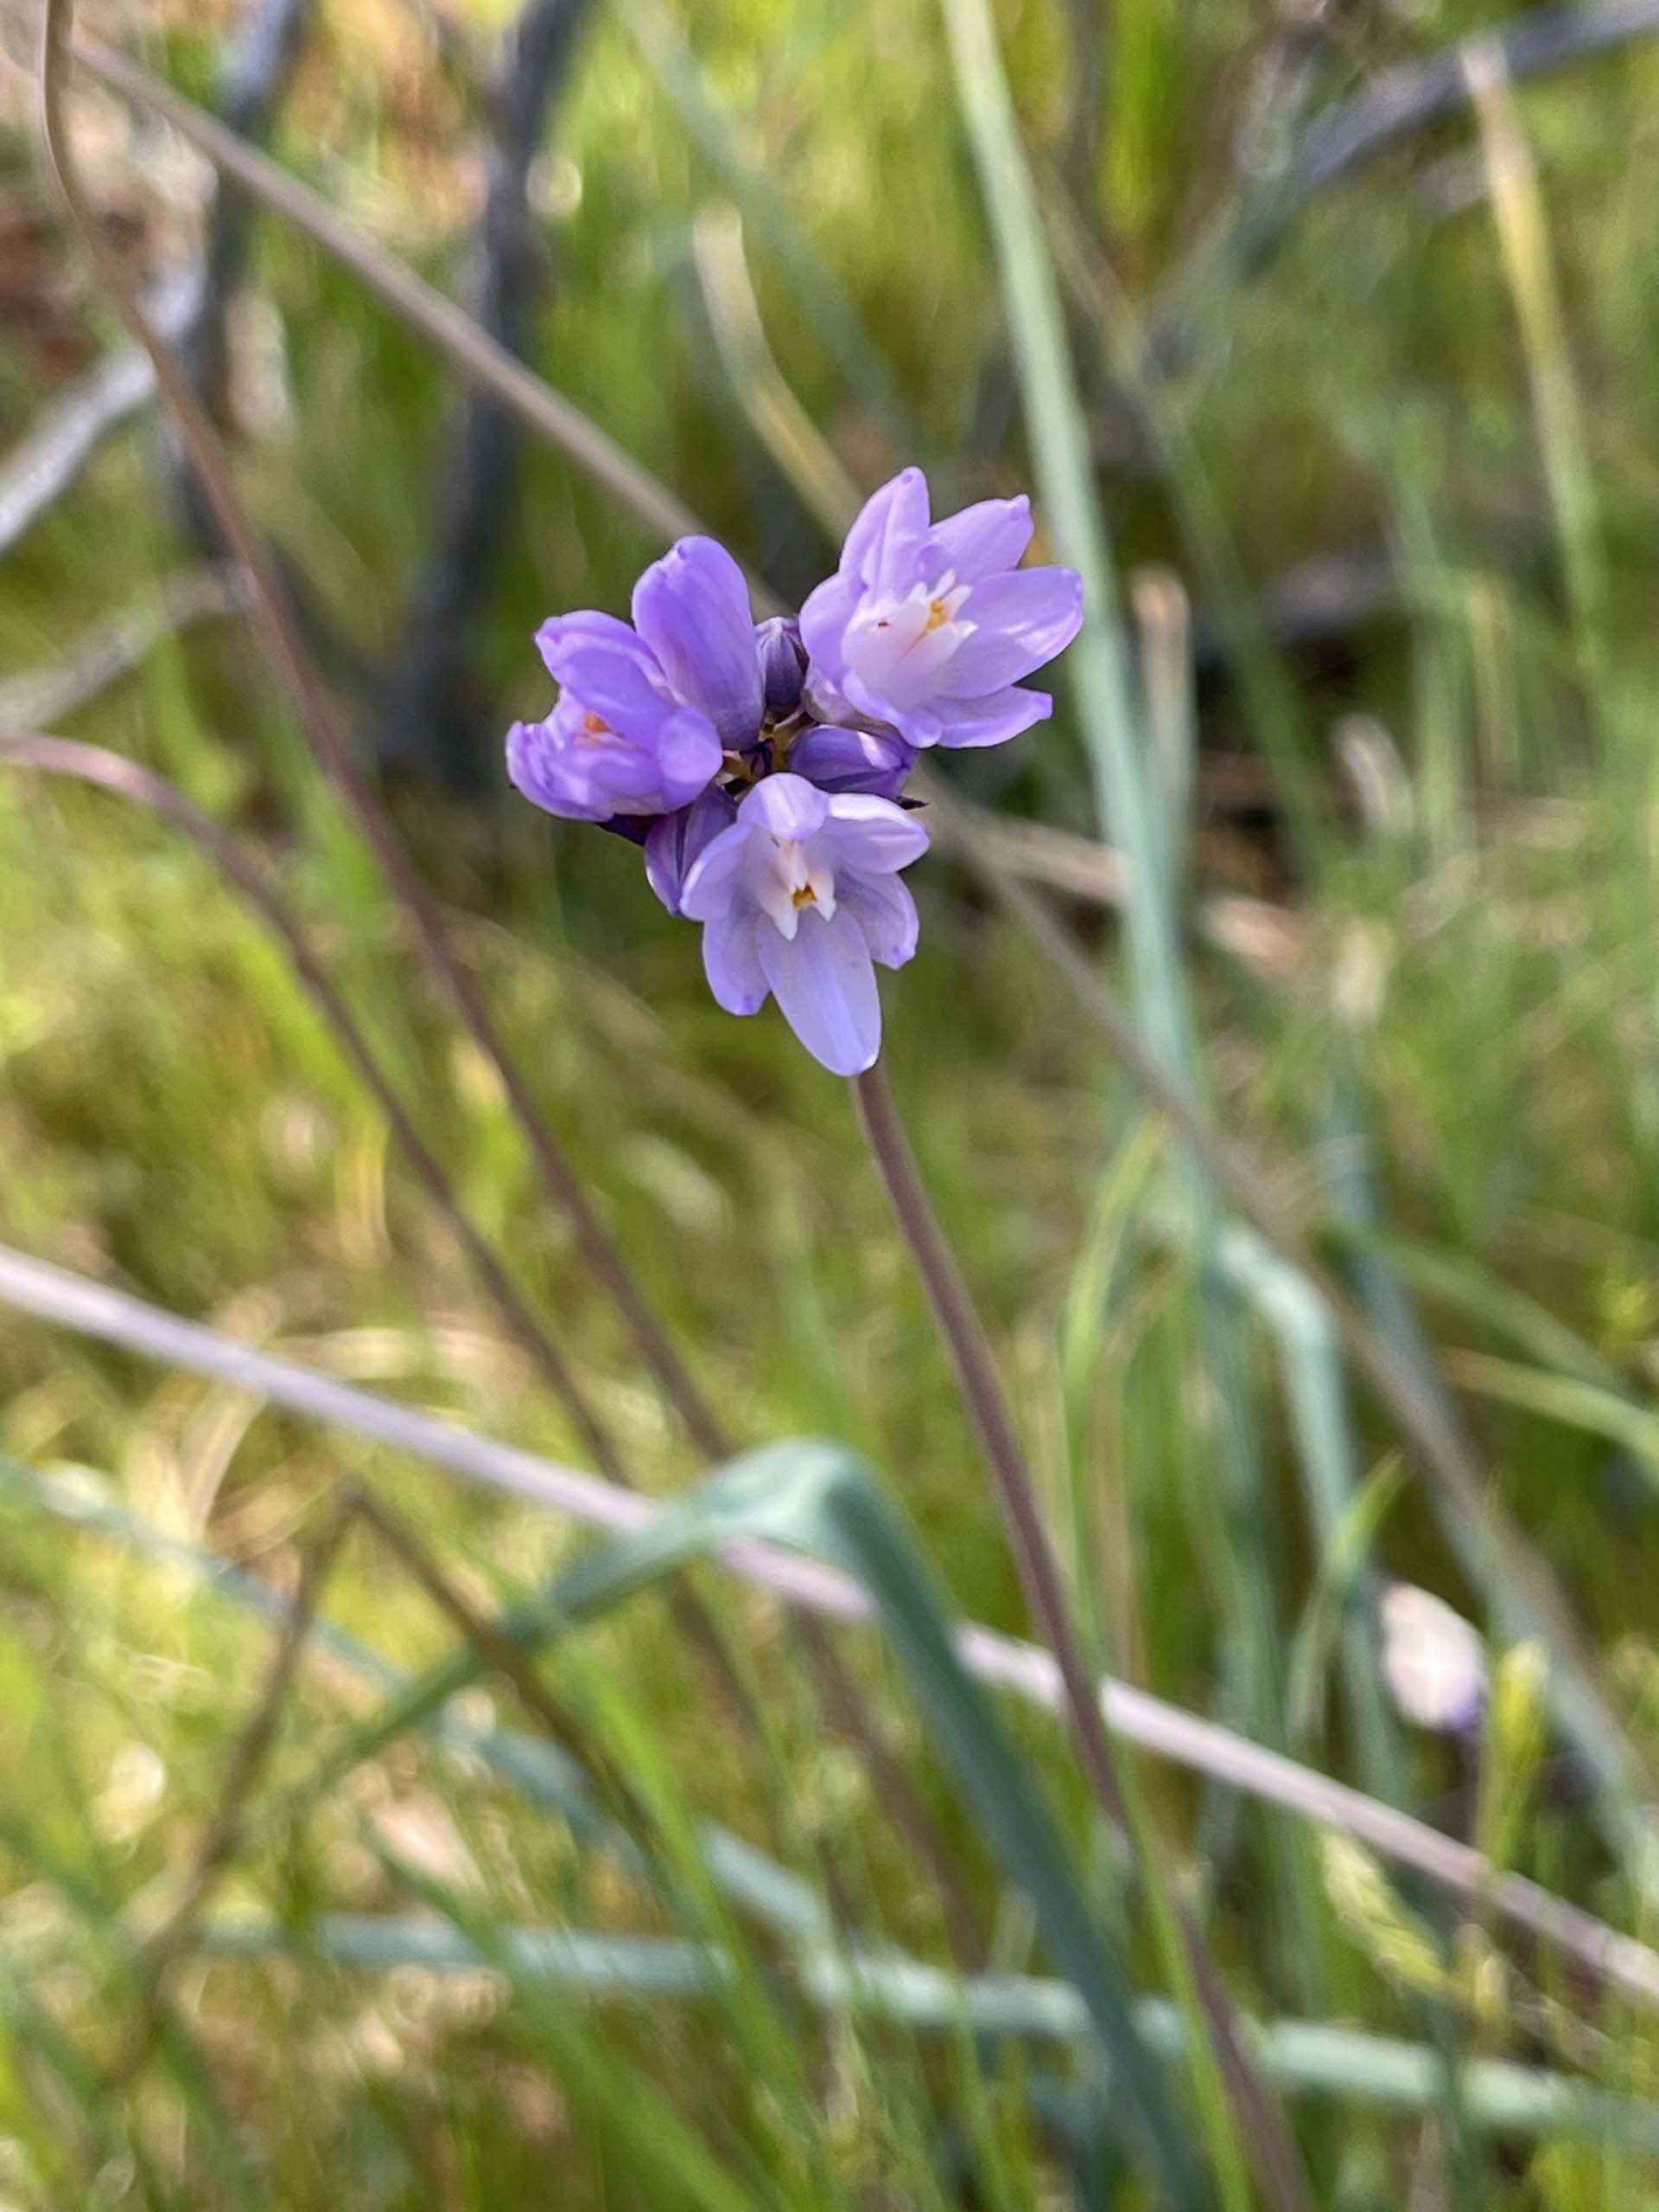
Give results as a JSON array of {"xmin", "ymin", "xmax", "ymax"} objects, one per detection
[
  {"xmin": 679, "ymin": 773, "xmax": 928, "ymax": 1075},
  {"xmin": 1379, "ymin": 1582, "xmax": 1488, "ymax": 1735},
  {"xmin": 801, "ymin": 467, "xmax": 1083, "ymax": 750},
  {"xmin": 505, "ymin": 470, "xmax": 1080, "ymax": 1072}
]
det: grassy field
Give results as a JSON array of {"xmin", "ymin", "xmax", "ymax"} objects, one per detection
[{"xmin": 6, "ymin": 0, "xmax": 1659, "ymax": 2203}]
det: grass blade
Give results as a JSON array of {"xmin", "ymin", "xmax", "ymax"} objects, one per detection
[{"xmin": 192, "ymin": 1912, "xmax": 1659, "ymax": 2150}]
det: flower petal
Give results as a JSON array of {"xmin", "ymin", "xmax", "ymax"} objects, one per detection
[
  {"xmin": 651, "ymin": 714, "xmax": 727, "ymax": 807},
  {"xmin": 549, "ymin": 640, "xmax": 677, "ymax": 728},
  {"xmin": 925, "ymin": 685, "xmax": 1052, "ymax": 748},
  {"xmin": 679, "ymin": 816, "xmax": 755, "ymax": 919},
  {"xmin": 632, "ymin": 537, "xmax": 763, "ymax": 745},
  {"xmin": 740, "ymin": 772, "xmax": 831, "ymax": 842},
  {"xmin": 757, "ymin": 904, "xmax": 882, "ymax": 1074},
  {"xmin": 506, "ymin": 718, "xmax": 608, "ymax": 821},
  {"xmin": 842, "ymin": 873, "xmax": 919, "ymax": 969},
  {"xmin": 923, "ymin": 494, "xmax": 1033, "ymax": 584},
  {"xmin": 940, "ymin": 569, "xmax": 1084, "ymax": 696},
  {"xmin": 839, "ymin": 467, "xmax": 931, "ymax": 594},
  {"xmin": 798, "ymin": 571, "xmax": 862, "ymax": 684},
  {"xmin": 788, "ymin": 725, "xmax": 915, "ymax": 799},
  {"xmin": 823, "ymin": 792, "xmax": 931, "ymax": 872},
  {"xmin": 644, "ymin": 786, "xmax": 738, "ymax": 914},
  {"xmin": 536, "ymin": 609, "xmax": 658, "ymax": 686},
  {"xmin": 703, "ymin": 912, "xmax": 767, "ymax": 1015}
]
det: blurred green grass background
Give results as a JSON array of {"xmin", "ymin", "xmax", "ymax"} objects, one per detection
[{"xmin": 7, "ymin": 0, "xmax": 1659, "ymax": 2202}]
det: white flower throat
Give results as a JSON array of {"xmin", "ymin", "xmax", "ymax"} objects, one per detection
[
  {"xmin": 843, "ymin": 574, "xmax": 973, "ymax": 706},
  {"xmin": 755, "ymin": 836, "xmax": 836, "ymax": 939}
]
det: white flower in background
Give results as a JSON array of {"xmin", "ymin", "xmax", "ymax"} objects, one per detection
[{"xmin": 1379, "ymin": 1581, "xmax": 1489, "ymax": 1733}]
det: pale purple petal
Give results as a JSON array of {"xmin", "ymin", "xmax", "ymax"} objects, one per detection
[
  {"xmin": 842, "ymin": 873, "xmax": 919, "ymax": 969},
  {"xmin": 925, "ymin": 685, "xmax": 1052, "ymax": 749},
  {"xmin": 757, "ymin": 905, "xmax": 882, "ymax": 1074},
  {"xmin": 839, "ymin": 467, "xmax": 931, "ymax": 593},
  {"xmin": 923, "ymin": 494, "xmax": 1033, "ymax": 584},
  {"xmin": 703, "ymin": 911, "xmax": 767, "ymax": 1015},
  {"xmin": 509, "ymin": 687, "xmax": 721, "ymax": 820},
  {"xmin": 645, "ymin": 787, "xmax": 737, "ymax": 915},
  {"xmin": 822, "ymin": 792, "xmax": 931, "ymax": 873},
  {"xmin": 679, "ymin": 816, "xmax": 755, "ymax": 920},
  {"xmin": 544, "ymin": 644, "xmax": 678, "ymax": 729},
  {"xmin": 507, "ymin": 704, "xmax": 675, "ymax": 821},
  {"xmin": 506, "ymin": 717, "xmax": 607, "ymax": 820},
  {"xmin": 789, "ymin": 725, "xmax": 914, "ymax": 799},
  {"xmin": 535, "ymin": 608, "xmax": 653, "ymax": 682},
  {"xmin": 941, "ymin": 569, "xmax": 1084, "ymax": 696},
  {"xmin": 741, "ymin": 772, "xmax": 831, "ymax": 843},
  {"xmin": 652, "ymin": 715, "xmax": 728, "ymax": 805},
  {"xmin": 632, "ymin": 537, "xmax": 763, "ymax": 746},
  {"xmin": 798, "ymin": 572, "xmax": 862, "ymax": 685}
]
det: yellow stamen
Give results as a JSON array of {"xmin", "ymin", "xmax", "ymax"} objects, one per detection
[
  {"xmin": 925, "ymin": 597, "xmax": 951, "ymax": 632},
  {"xmin": 791, "ymin": 883, "xmax": 817, "ymax": 908},
  {"xmin": 582, "ymin": 710, "xmax": 608, "ymax": 734}
]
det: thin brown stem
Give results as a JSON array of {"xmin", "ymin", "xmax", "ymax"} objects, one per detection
[
  {"xmin": 852, "ymin": 1067, "xmax": 1123, "ymax": 1819},
  {"xmin": 851, "ymin": 1059, "xmax": 1313, "ymax": 2212}
]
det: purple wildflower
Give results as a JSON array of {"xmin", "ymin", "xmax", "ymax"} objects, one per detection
[
  {"xmin": 508, "ymin": 536, "xmax": 764, "ymax": 823},
  {"xmin": 800, "ymin": 467, "xmax": 1084, "ymax": 750},
  {"xmin": 506, "ymin": 469, "xmax": 1081, "ymax": 1074},
  {"xmin": 679, "ymin": 773, "xmax": 928, "ymax": 1075}
]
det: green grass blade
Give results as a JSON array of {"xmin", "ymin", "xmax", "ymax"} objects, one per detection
[{"xmin": 192, "ymin": 1912, "xmax": 1659, "ymax": 2150}]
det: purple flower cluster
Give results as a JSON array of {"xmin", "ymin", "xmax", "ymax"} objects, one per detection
[{"xmin": 507, "ymin": 468, "xmax": 1083, "ymax": 1075}]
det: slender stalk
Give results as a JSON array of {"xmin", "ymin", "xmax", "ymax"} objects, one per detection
[
  {"xmin": 852, "ymin": 1066, "xmax": 1124, "ymax": 1821},
  {"xmin": 850, "ymin": 1060, "xmax": 1314, "ymax": 2212}
]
